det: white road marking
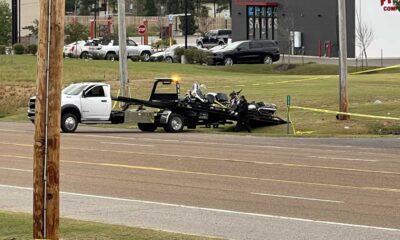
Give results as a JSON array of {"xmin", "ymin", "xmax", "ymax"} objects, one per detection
[
  {"xmin": 0, "ymin": 167, "xmax": 32, "ymax": 172},
  {"xmin": 250, "ymin": 192, "xmax": 344, "ymax": 204},
  {"xmin": 0, "ymin": 184, "xmax": 399, "ymax": 232},
  {"xmin": 308, "ymin": 156, "xmax": 379, "ymax": 162},
  {"xmin": 100, "ymin": 142, "xmax": 155, "ymax": 147}
]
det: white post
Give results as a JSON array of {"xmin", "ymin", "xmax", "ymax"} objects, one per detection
[{"xmin": 118, "ymin": 0, "xmax": 129, "ymax": 97}]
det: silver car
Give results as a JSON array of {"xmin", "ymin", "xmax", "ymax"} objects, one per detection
[{"xmin": 164, "ymin": 44, "xmax": 199, "ymax": 63}]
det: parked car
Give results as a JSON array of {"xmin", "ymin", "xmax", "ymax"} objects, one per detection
[
  {"xmin": 90, "ymin": 39, "xmax": 154, "ymax": 61},
  {"xmin": 63, "ymin": 40, "xmax": 86, "ymax": 58},
  {"xmin": 79, "ymin": 39, "xmax": 101, "ymax": 59},
  {"xmin": 164, "ymin": 44, "xmax": 199, "ymax": 63},
  {"xmin": 196, "ymin": 29, "xmax": 232, "ymax": 48},
  {"xmin": 211, "ymin": 40, "xmax": 280, "ymax": 66},
  {"xmin": 149, "ymin": 51, "xmax": 165, "ymax": 62}
]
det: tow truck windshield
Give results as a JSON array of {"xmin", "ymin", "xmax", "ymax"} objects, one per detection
[{"xmin": 63, "ymin": 84, "xmax": 89, "ymax": 95}]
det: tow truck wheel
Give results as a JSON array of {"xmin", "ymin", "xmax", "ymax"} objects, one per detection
[
  {"xmin": 165, "ymin": 113, "xmax": 184, "ymax": 133},
  {"xmin": 61, "ymin": 113, "xmax": 78, "ymax": 133},
  {"xmin": 138, "ymin": 123, "xmax": 157, "ymax": 132}
]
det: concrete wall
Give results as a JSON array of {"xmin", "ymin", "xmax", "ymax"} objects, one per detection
[{"xmin": 232, "ymin": 0, "xmax": 356, "ymax": 58}]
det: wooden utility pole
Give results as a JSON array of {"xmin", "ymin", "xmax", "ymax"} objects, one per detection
[
  {"xmin": 33, "ymin": 0, "xmax": 65, "ymax": 239},
  {"xmin": 118, "ymin": 0, "xmax": 129, "ymax": 98},
  {"xmin": 338, "ymin": 0, "xmax": 349, "ymax": 120}
]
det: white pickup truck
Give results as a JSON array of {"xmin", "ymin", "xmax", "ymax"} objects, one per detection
[
  {"xmin": 28, "ymin": 80, "xmax": 189, "ymax": 133},
  {"xmin": 28, "ymin": 83, "xmax": 127, "ymax": 133},
  {"xmin": 90, "ymin": 39, "xmax": 154, "ymax": 61}
]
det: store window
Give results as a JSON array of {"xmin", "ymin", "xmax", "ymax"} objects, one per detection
[{"xmin": 247, "ymin": 5, "xmax": 278, "ymax": 40}]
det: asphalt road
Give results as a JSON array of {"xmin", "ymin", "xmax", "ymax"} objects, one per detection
[{"xmin": 0, "ymin": 122, "xmax": 399, "ymax": 239}]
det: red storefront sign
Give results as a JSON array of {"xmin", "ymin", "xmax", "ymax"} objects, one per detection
[{"xmin": 380, "ymin": 0, "xmax": 399, "ymax": 11}]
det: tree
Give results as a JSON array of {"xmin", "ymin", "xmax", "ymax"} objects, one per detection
[
  {"xmin": 198, "ymin": 5, "xmax": 214, "ymax": 34},
  {"xmin": 79, "ymin": 0, "xmax": 96, "ymax": 15},
  {"xmin": 65, "ymin": 22, "xmax": 89, "ymax": 43},
  {"xmin": 145, "ymin": 0, "xmax": 158, "ymax": 16},
  {"xmin": 23, "ymin": 19, "xmax": 39, "ymax": 38},
  {"xmin": 0, "ymin": 0, "xmax": 12, "ymax": 45},
  {"xmin": 356, "ymin": 11, "xmax": 374, "ymax": 68}
]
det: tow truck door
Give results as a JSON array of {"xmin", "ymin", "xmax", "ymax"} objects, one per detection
[{"xmin": 81, "ymin": 85, "xmax": 111, "ymax": 120}]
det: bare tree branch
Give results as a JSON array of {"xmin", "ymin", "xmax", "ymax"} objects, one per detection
[{"xmin": 356, "ymin": 10, "xmax": 374, "ymax": 67}]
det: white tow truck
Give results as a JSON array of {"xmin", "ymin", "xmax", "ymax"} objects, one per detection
[{"xmin": 28, "ymin": 79, "xmax": 285, "ymax": 133}]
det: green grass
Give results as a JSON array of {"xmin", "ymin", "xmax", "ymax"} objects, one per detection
[
  {"xmin": 0, "ymin": 211, "xmax": 219, "ymax": 240},
  {"xmin": 1, "ymin": 55, "xmax": 399, "ymax": 136}
]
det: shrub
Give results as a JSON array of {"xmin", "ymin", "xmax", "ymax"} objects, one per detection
[
  {"xmin": 13, "ymin": 44, "xmax": 25, "ymax": 55},
  {"xmin": 153, "ymin": 38, "xmax": 177, "ymax": 50},
  {"xmin": 194, "ymin": 50, "xmax": 212, "ymax": 65},
  {"xmin": 174, "ymin": 47, "xmax": 185, "ymax": 63},
  {"xmin": 0, "ymin": 45, "xmax": 6, "ymax": 55},
  {"xmin": 183, "ymin": 49, "xmax": 195, "ymax": 64},
  {"xmin": 181, "ymin": 48, "xmax": 213, "ymax": 65},
  {"xmin": 26, "ymin": 44, "xmax": 37, "ymax": 55}
]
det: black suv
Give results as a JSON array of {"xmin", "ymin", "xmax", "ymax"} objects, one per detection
[
  {"xmin": 211, "ymin": 40, "xmax": 280, "ymax": 66},
  {"xmin": 196, "ymin": 29, "xmax": 232, "ymax": 48}
]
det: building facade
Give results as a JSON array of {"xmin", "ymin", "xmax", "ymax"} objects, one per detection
[
  {"xmin": 231, "ymin": 0, "xmax": 356, "ymax": 58},
  {"xmin": 356, "ymin": 0, "xmax": 400, "ymax": 58}
]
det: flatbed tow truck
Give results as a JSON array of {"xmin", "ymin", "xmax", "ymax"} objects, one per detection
[{"xmin": 28, "ymin": 78, "xmax": 286, "ymax": 133}]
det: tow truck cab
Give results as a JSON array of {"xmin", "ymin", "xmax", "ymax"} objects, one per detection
[{"xmin": 28, "ymin": 82, "xmax": 123, "ymax": 133}]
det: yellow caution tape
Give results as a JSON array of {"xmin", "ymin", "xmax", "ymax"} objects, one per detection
[
  {"xmin": 291, "ymin": 106, "xmax": 400, "ymax": 121},
  {"xmin": 288, "ymin": 107, "xmax": 315, "ymax": 135},
  {"xmin": 112, "ymin": 89, "xmax": 121, "ymax": 109},
  {"xmin": 350, "ymin": 64, "xmax": 400, "ymax": 75}
]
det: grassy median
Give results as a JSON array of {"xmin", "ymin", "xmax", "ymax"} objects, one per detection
[
  {"xmin": 0, "ymin": 211, "xmax": 218, "ymax": 240},
  {"xmin": 1, "ymin": 55, "xmax": 399, "ymax": 136}
]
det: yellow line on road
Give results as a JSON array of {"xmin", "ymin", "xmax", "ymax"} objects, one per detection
[
  {"xmin": 0, "ymin": 154, "xmax": 31, "ymax": 159},
  {"xmin": 0, "ymin": 142, "xmax": 399, "ymax": 176},
  {"xmin": 2, "ymin": 154, "xmax": 400, "ymax": 193},
  {"xmin": 60, "ymin": 159, "xmax": 400, "ymax": 193},
  {"xmin": 61, "ymin": 146, "xmax": 400, "ymax": 176},
  {"xmin": 0, "ymin": 142, "xmax": 31, "ymax": 147}
]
